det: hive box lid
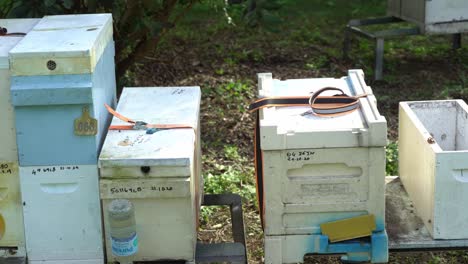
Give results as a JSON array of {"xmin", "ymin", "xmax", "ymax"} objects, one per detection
[
  {"xmin": 0, "ymin": 19, "xmax": 40, "ymax": 69},
  {"xmin": 258, "ymin": 70, "xmax": 387, "ymax": 150},
  {"xmin": 99, "ymin": 87, "xmax": 201, "ymax": 177},
  {"xmin": 9, "ymin": 14, "xmax": 113, "ymax": 76}
]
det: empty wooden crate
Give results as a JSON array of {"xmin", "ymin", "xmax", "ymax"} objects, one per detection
[{"xmin": 399, "ymin": 100, "xmax": 468, "ymax": 239}]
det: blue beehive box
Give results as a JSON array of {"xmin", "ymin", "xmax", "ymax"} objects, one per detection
[{"xmin": 9, "ymin": 14, "xmax": 116, "ymax": 166}]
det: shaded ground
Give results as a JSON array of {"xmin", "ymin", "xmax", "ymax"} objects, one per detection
[{"xmin": 129, "ymin": 0, "xmax": 468, "ymax": 263}]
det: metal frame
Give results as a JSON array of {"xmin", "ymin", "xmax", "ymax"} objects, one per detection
[
  {"xmin": 196, "ymin": 194, "xmax": 248, "ymax": 264},
  {"xmin": 0, "ymin": 249, "xmax": 26, "ymax": 264},
  {"xmin": 0, "ymin": 258, "xmax": 25, "ymax": 264},
  {"xmin": 343, "ymin": 16, "xmax": 420, "ymax": 81},
  {"xmin": 343, "ymin": 16, "xmax": 463, "ymax": 80}
]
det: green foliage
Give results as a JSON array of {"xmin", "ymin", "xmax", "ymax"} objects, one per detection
[
  {"xmin": 3, "ymin": 0, "xmax": 200, "ymax": 78},
  {"xmin": 202, "ymin": 80, "xmax": 254, "ymax": 113},
  {"xmin": 440, "ymin": 69, "xmax": 468, "ymax": 100},
  {"xmin": 0, "ymin": 0, "xmax": 14, "ymax": 17},
  {"xmin": 3, "ymin": 0, "xmax": 283, "ymax": 80},
  {"xmin": 386, "ymin": 141, "xmax": 398, "ymax": 176},
  {"xmin": 227, "ymin": 0, "xmax": 283, "ymax": 30},
  {"xmin": 201, "ymin": 145, "xmax": 256, "ymax": 221},
  {"xmin": 305, "ymin": 55, "xmax": 328, "ymax": 70}
]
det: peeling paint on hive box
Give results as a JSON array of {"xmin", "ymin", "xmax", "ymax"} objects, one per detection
[{"xmin": 0, "ymin": 162, "xmax": 23, "ymax": 247}]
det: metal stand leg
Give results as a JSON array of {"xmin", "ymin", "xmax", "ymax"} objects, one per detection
[
  {"xmin": 453, "ymin": 33, "xmax": 462, "ymax": 50},
  {"xmin": 196, "ymin": 194, "xmax": 247, "ymax": 264},
  {"xmin": 375, "ymin": 38, "xmax": 384, "ymax": 81},
  {"xmin": 343, "ymin": 27, "xmax": 351, "ymax": 60}
]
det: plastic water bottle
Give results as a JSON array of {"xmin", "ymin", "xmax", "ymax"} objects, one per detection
[{"xmin": 108, "ymin": 199, "xmax": 138, "ymax": 262}]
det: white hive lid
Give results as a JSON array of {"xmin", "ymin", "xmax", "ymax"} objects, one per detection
[
  {"xmin": 258, "ymin": 69, "xmax": 387, "ymax": 150},
  {"xmin": 99, "ymin": 87, "xmax": 201, "ymax": 169},
  {"xmin": 9, "ymin": 14, "xmax": 113, "ymax": 76},
  {"xmin": 0, "ymin": 19, "xmax": 40, "ymax": 69}
]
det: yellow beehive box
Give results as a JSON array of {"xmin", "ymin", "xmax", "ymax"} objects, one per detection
[{"xmin": 0, "ymin": 18, "xmax": 40, "ymax": 256}]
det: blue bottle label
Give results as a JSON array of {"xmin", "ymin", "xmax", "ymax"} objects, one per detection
[{"xmin": 111, "ymin": 232, "xmax": 138, "ymax": 256}]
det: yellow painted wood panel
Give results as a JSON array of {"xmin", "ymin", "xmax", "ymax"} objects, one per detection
[
  {"xmin": 320, "ymin": 214, "xmax": 376, "ymax": 242},
  {"xmin": 0, "ymin": 162, "xmax": 24, "ymax": 247}
]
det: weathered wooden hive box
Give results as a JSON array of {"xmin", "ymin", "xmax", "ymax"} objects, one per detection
[
  {"xmin": 387, "ymin": 0, "xmax": 468, "ymax": 34},
  {"xmin": 99, "ymin": 87, "xmax": 202, "ymax": 263},
  {"xmin": 258, "ymin": 70, "xmax": 387, "ymax": 263},
  {"xmin": 9, "ymin": 14, "xmax": 116, "ymax": 264},
  {"xmin": 399, "ymin": 100, "xmax": 468, "ymax": 239},
  {"xmin": 0, "ymin": 18, "xmax": 39, "ymax": 258}
]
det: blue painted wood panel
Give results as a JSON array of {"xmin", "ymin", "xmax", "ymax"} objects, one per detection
[{"xmin": 12, "ymin": 41, "xmax": 116, "ymax": 166}]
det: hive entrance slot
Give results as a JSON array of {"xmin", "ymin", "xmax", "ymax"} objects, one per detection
[
  {"xmin": 46, "ymin": 60, "xmax": 56, "ymax": 70},
  {"xmin": 140, "ymin": 166, "xmax": 151, "ymax": 174}
]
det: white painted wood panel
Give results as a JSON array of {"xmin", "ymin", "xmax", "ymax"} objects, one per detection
[
  {"xmin": 258, "ymin": 71, "xmax": 387, "ymax": 239},
  {"xmin": 102, "ymin": 195, "xmax": 197, "ymax": 262},
  {"xmin": 19, "ymin": 165, "xmax": 103, "ymax": 262},
  {"xmin": 258, "ymin": 70, "xmax": 387, "ymax": 151},
  {"xmin": 262, "ymin": 147, "xmax": 385, "ymax": 236},
  {"xmin": 99, "ymin": 87, "xmax": 201, "ymax": 176},
  {"xmin": 10, "ymin": 14, "xmax": 113, "ymax": 75}
]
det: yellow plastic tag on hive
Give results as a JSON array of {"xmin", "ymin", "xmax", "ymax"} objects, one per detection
[
  {"xmin": 74, "ymin": 106, "xmax": 98, "ymax": 136},
  {"xmin": 320, "ymin": 214, "xmax": 376, "ymax": 243}
]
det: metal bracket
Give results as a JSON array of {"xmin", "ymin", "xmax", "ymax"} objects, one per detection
[
  {"xmin": 0, "ymin": 247, "xmax": 26, "ymax": 264},
  {"xmin": 453, "ymin": 33, "xmax": 462, "ymax": 50},
  {"xmin": 196, "ymin": 194, "xmax": 248, "ymax": 264}
]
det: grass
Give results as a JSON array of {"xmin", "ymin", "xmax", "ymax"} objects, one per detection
[{"xmin": 386, "ymin": 141, "xmax": 398, "ymax": 176}]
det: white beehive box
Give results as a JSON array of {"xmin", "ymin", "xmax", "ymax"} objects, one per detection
[
  {"xmin": 99, "ymin": 87, "xmax": 201, "ymax": 263},
  {"xmin": 0, "ymin": 18, "xmax": 39, "ymax": 255},
  {"xmin": 259, "ymin": 70, "xmax": 387, "ymax": 236},
  {"xmin": 399, "ymin": 100, "xmax": 468, "ymax": 239},
  {"xmin": 20, "ymin": 165, "xmax": 103, "ymax": 263},
  {"xmin": 387, "ymin": 0, "xmax": 468, "ymax": 34}
]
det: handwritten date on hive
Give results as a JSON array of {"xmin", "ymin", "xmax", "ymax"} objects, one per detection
[
  {"xmin": 31, "ymin": 166, "xmax": 80, "ymax": 175},
  {"xmin": 110, "ymin": 186, "xmax": 174, "ymax": 194},
  {"xmin": 0, "ymin": 163, "xmax": 12, "ymax": 174},
  {"xmin": 286, "ymin": 151, "xmax": 315, "ymax": 161}
]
